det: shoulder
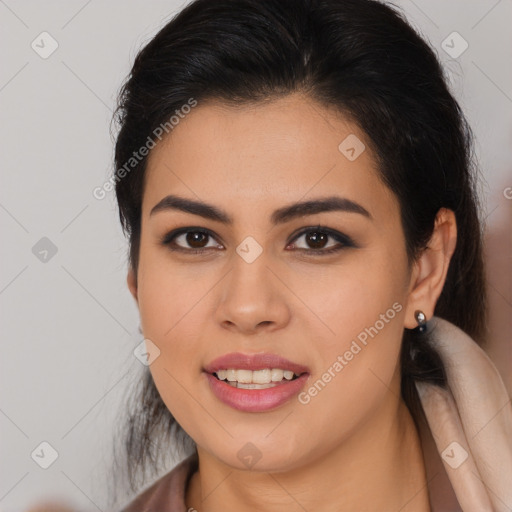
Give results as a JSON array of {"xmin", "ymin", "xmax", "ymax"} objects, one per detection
[{"xmin": 120, "ymin": 454, "xmax": 198, "ymax": 512}]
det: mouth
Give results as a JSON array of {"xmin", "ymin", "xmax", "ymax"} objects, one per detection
[{"xmin": 203, "ymin": 352, "xmax": 310, "ymax": 412}]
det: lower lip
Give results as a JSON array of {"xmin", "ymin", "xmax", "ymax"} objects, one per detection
[{"xmin": 205, "ymin": 372, "xmax": 309, "ymax": 412}]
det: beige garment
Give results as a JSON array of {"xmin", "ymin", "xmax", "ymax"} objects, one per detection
[
  {"xmin": 415, "ymin": 316, "xmax": 512, "ymax": 511},
  {"xmin": 120, "ymin": 316, "xmax": 512, "ymax": 511}
]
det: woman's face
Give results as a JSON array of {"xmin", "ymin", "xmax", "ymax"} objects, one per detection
[{"xmin": 132, "ymin": 93, "xmax": 417, "ymax": 471}]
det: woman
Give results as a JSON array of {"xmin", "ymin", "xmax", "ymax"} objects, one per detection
[{"xmin": 111, "ymin": 0, "xmax": 512, "ymax": 510}]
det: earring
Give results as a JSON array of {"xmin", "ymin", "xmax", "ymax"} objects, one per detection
[{"xmin": 414, "ymin": 310, "xmax": 427, "ymax": 333}]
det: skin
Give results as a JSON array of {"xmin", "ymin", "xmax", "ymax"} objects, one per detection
[{"xmin": 127, "ymin": 92, "xmax": 457, "ymax": 511}]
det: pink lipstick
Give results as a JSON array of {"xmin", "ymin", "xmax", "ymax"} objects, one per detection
[{"xmin": 204, "ymin": 352, "xmax": 310, "ymax": 412}]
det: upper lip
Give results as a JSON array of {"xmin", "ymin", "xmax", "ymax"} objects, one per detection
[{"xmin": 204, "ymin": 352, "xmax": 310, "ymax": 375}]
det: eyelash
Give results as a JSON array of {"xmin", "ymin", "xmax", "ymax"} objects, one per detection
[{"xmin": 160, "ymin": 225, "xmax": 355, "ymax": 256}]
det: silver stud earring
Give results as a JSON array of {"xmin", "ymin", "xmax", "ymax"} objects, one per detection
[{"xmin": 414, "ymin": 310, "xmax": 427, "ymax": 333}]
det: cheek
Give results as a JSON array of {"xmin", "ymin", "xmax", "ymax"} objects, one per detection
[
  {"xmin": 136, "ymin": 264, "xmax": 208, "ymax": 418},
  {"xmin": 138, "ymin": 274, "xmax": 208, "ymax": 378},
  {"xmin": 291, "ymin": 244, "xmax": 408, "ymax": 420},
  {"xmin": 296, "ymin": 246, "xmax": 408, "ymax": 352},
  {"xmin": 287, "ymin": 336, "xmax": 401, "ymax": 460},
  {"xmin": 289, "ymin": 303, "xmax": 405, "ymax": 460},
  {"xmin": 137, "ymin": 267, "xmax": 209, "ymax": 435},
  {"xmin": 136, "ymin": 242, "xmax": 210, "ymax": 337}
]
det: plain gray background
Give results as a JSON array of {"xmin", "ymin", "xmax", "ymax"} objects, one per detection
[{"xmin": 1, "ymin": 0, "xmax": 511, "ymax": 510}]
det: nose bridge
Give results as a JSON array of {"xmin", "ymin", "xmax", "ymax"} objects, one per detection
[{"xmin": 216, "ymin": 241, "xmax": 290, "ymax": 332}]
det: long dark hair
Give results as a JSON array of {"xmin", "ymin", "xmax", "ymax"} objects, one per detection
[{"xmin": 110, "ymin": 0, "xmax": 487, "ymax": 506}]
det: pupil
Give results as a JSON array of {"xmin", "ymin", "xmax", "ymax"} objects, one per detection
[
  {"xmin": 187, "ymin": 231, "xmax": 207, "ymax": 248},
  {"xmin": 307, "ymin": 231, "xmax": 327, "ymax": 249}
]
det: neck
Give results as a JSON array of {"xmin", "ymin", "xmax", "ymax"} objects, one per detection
[{"xmin": 186, "ymin": 390, "xmax": 429, "ymax": 511}]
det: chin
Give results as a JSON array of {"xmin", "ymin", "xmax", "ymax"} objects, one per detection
[{"xmin": 201, "ymin": 435, "xmax": 308, "ymax": 473}]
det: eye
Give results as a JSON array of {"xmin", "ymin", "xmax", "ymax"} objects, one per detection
[
  {"xmin": 161, "ymin": 225, "xmax": 355, "ymax": 255},
  {"xmin": 160, "ymin": 227, "xmax": 223, "ymax": 254},
  {"xmin": 287, "ymin": 225, "xmax": 355, "ymax": 255}
]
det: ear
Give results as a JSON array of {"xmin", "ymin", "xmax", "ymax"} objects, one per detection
[
  {"xmin": 127, "ymin": 267, "xmax": 138, "ymax": 305},
  {"xmin": 404, "ymin": 208, "xmax": 457, "ymax": 329}
]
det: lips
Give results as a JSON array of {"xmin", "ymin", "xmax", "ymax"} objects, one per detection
[
  {"xmin": 203, "ymin": 352, "xmax": 310, "ymax": 412},
  {"xmin": 204, "ymin": 352, "xmax": 310, "ymax": 375}
]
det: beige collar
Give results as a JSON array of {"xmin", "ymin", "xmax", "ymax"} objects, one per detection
[{"xmin": 416, "ymin": 316, "xmax": 512, "ymax": 511}]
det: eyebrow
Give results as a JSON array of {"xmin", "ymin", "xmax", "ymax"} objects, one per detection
[{"xmin": 149, "ymin": 194, "xmax": 372, "ymax": 224}]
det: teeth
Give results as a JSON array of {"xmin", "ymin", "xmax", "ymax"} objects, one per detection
[
  {"xmin": 253, "ymin": 368, "xmax": 271, "ymax": 384},
  {"xmin": 271, "ymin": 368, "xmax": 284, "ymax": 382},
  {"xmin": 228, "ymin": 381, "xmax": 278, "ymax": 389},
  {"xmin": 214, "ymin": 368, "xmax": 301, "ymax": 384},
  {"xmin": 237, "ymin": 369, "xmax": 253, "ymax": 383}
]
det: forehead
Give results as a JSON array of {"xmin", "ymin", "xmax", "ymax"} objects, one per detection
[{"xmin": 143, "ymin": 93, "xmax": 399, "ymax": 225}]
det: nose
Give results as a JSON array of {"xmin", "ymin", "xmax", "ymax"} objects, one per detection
[{"xmin": 215, "ymin": 253, "xmax": 291, "ymax": 335}]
